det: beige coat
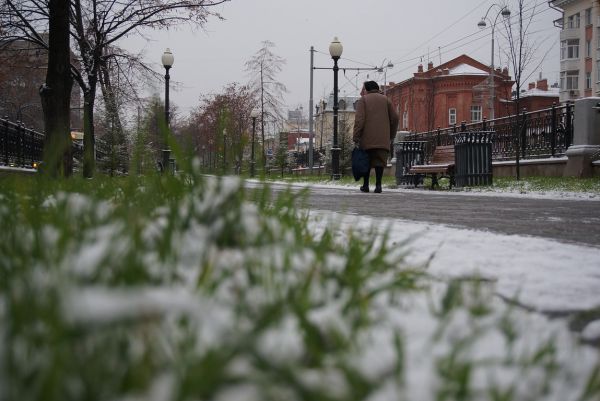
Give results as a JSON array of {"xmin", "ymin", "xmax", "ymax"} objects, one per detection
[{"xmin": 352, "ymin": 90, "xmax": 399, "ymax": 150}]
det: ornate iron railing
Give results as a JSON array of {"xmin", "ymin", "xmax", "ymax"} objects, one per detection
[
  {"xmin": 405, "ymin": 103, "xmax": 574, "ymax": 163},
  {"xmin": 1, "ymin": 117, "xmax": 44, "ymax": 168},
  {"xmin": 1, "ymin": 117, "xmax": 87, "ymax": 170}
]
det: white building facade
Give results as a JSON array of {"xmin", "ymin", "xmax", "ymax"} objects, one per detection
[
  {"xmin": 314, "ymin": 93, "xmax": 360, "ymax": 151},
  {"xmin": 552, "ymin": 0, "xmax": 600, "ymax": 102}
]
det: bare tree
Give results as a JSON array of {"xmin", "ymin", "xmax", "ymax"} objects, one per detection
[
  {"xmin": 95, "ymin": 46, "xmax": 158, "ymax": 175},
  {"xmin": 0, "ymin": 41, "xmax": 46, "ymax": 131},
  {"xmin": 183, "ymin": 83, "xmax": 254, "ymax": 173},
  {"xmin": 500, "ymin": 0, "xmax": 538, "ymax": 180},
  {"xmin": 1, "ymin": 0, "xmax": 228, "ymax": 177},
  {"xmin": 245, "ymin": 40, "xmax": 287, "ymax": 169}
]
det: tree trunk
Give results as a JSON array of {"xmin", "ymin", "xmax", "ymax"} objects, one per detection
[
  {"xmin": 82, "ymin": 87, "xmax": 96, "ymax": 178},
  {"xmin": 99, "ymin": 65, "xmax": 128, "ymax": 175},
  {"xmin": 40, "ymin": 0, "xmax": 73, "ymax": 177}
]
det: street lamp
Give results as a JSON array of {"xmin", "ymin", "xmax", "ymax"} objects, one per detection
[
  {"xmin": 250, "ymin": 109, "xmax": 259, "ymax": 177},
  {"xmin": 329, "ymin": 36, "xmax": 343, "ymax": 180},
  {"xmin": 477, "ymin": 5, "xmax": 510, "ymax": 121},
  {"xmin": 161, "ymin": 48, "xmax": 174, "ymax": 172},
  {"xmin": 378, "ymin": 60, "xmax": 394, "ymax": 95},
  {"xmin": 223, "ymin": 127, "xmax": 227, "ymax": 173},
  {"xmin": 318, "ymin": 100, "xmax": 326, "ymax": 150}
]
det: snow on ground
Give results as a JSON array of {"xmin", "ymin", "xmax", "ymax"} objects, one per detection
[
  {"xmin": 260, "ymin": 179, "xmax": 600, "ymax": 201},
  {"xmin": 6, "ymin": 178, "xmax": 595, "ymax": 401},
  {"xmin": 304, "ymin": 209, "xmax": 600, "ymax": 401},
  {"xmin": 256, "ymin": 178, "xmax": 600, "ymax": 312},
  {"xmin": 307, "ymin": 210, "xmax": 600, "ymax": 314}
]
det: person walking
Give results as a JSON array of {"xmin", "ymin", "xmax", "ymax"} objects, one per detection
[{"xmin": 353, "ymin": 81, "xmax": 399, "ymax": 193}]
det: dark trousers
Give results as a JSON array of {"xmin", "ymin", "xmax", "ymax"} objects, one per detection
[{"xmin": 363, "ymin": 166, "xmax": 383, "ymax": 188}]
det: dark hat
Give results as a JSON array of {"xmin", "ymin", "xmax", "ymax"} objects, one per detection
[{"xmin": 364, "ymin": 81, "xmax": 379, "ymax": 91}]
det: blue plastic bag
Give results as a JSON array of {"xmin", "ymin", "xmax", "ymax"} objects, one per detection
[{"xmin": 351, "ymin": 147, "xmax": 370, "ymax": 181}]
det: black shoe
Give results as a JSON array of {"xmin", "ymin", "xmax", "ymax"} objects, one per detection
[
  {"xmin": 374, "ymin": 186, "xmax": 382, "ymax": 193},
  {"xmin": 360, "ymin": 185, "xmax": 369, "ymax": 193}
]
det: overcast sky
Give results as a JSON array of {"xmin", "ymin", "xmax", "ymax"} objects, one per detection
[{"xmin": 123, "ymin": 0, "xmax": 562, "ymax": 117}]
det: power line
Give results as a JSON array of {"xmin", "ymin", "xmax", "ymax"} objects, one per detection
[
  {"xmin": 392, "ymin": 0, "xmax": 490, "ymax": 65},
  {"xmin": 313, "ymin": 49, "xmax": 377, "ymax": 69},
  {"xmin": 312, "ymin": 0, "xmax": 557, "ymax": 96},
  {"xmin": 381, "ymin": 5, "xmax": 555, "ymax": 82},
  {"xmin": 386, "ymin": 1, "xmax": 553, "ymax": 71}
]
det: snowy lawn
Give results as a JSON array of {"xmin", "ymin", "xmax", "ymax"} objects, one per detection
[
  {"xmin": 264, "ymin": 174, "xmax": 600, "ymax": 201},
  {"xmin": 1, "ymin": 167, "xmax": 599, "ymax": 401}
]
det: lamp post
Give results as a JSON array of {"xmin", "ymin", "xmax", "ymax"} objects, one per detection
[
  {"xmin": 329, "ymin": 37, "xmax": 343, "ymax": 180},
  {"xmin": 223, "ymin": 127, "xmax": 227, "ymax": 173},
  {"xmin": 250, "ymin": 109, "xmax": 259, "ymax": 177},
  {"xmin": 378, "ymin": 60, "xmax": 394, "ymax": 95},
  {"xmin": 161, "ymin": 48, "xmax": 174, "ymax": 171},
  {"xmin": 477, "ymin": 5, "xmax": 510, "ymax": 121}
]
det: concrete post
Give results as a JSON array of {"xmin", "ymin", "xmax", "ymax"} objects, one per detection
[{"xmin": 564, "ymin": 97, "xmax": 600, "ymax": 177}]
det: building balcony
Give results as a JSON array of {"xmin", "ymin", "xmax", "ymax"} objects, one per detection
[
  {"xmin": 560, "ymin": 28, "xmax": 581, "ymax": 41},
  {"xmin": 560, "ymin": 58, "xmax": 581, "ymax": 71},
  {"xmin": 560, "ymin": 88, "xmax": 580, "ymax": 99}
]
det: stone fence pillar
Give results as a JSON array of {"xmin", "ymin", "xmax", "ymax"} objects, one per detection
[{"xmin": 564, "ymin": 97, "xmax": 600, "ymax": 177}]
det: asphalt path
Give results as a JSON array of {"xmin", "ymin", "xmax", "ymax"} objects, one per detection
[{"xmin": 263, "ymin": 183, "xmax": 600, "ymax": 248}]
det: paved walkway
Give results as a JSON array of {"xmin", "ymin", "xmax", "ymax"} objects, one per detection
[{"xmin": 266, "ymin": 183, "xmax": 600, "ymax": 248}]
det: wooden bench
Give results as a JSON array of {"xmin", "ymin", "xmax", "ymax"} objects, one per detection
[{"xmin": 409, "ymin": 145, "xmax": 455, "ymax": 189}]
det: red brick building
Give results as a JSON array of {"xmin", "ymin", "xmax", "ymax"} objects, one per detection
[
  {"xmin": 0, "ymin": 38, "xmax": 82, "ymax": 133},
  {"xmin": 285, "ymin": 129, "xmax": 313, "ymax": 151},
  {"xmin": 386, "ymin": 54, "xmax": 514, "ymax": 133}
]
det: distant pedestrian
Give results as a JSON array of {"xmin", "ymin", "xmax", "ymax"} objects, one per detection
[{"xmin": 352, "ymin": 81, "xmax": 399, "ymax": 193}]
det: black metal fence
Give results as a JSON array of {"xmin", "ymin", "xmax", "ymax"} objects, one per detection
[
  {"xmin": 395, "ymin": 141, "xmax": 425, "ymax": 185},
  {"xmin": 405, "ymin": 103, "xmax": 573, "ymax": 163},
  {"xmin": 1, "ymin": 117, "xmax": 106, "ymax": 172},
  {"xmin": 454, "ymin": 131, "xmax": 493, "ymax": 187},
  {"xmin": 1, "ymin": 117, "xmax": 44, "ymax": 168}
]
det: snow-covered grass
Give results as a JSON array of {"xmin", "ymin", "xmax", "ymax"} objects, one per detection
[
  {"xmin": 1, "ymin": 166, "xmax": 599, "ymax": 401},
  {"xmin": 262, "ymin": 173, "xmax": 600, "ymax": 200}
]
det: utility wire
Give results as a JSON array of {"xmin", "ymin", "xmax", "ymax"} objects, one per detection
[
  {"xmin": 387, "ymin": 1, "xmax": 553, "ymax": 70},
  {"xmin": 392, "ymin": 0, "xmax": 490, "ymax": 64},
  {"xmin": 313, "ymin": 49, "xmax": 377, "ymax": 69},
  {"xmin": 313, "ymin": 0, "xmax": 556, "ymax": 94},
  {"xmin": 382, "ymin": 5, "xmax": 554, "ymax": 81},
  {"xmin": 313, "ymin": 0, "xmax": 553, "ymax": 78}
]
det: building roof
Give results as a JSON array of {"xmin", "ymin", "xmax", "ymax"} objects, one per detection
[
  {"xmin": 448, "ymin": 63, "xmax": 489, "ymax": 76},
  {"xmin": 517, "ymin": 87, "xmax": 560, "ymax": 99},
  {"xmin": 319, "ymin": 94, "xmax": 361, "ymax": 112},
  {"xmin": 391, "ymin": 54, "xmax": 511, "ymax": 88},
  {"xmin": 549, "ymin": 0, "xmax": 579, "ymax": 9}
]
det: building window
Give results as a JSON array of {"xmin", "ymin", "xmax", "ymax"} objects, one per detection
[
  {"xmin": 567, "ymin": 13, "xmax": 580, "ymax": 29},
  {"xmin": 586, "ymin": 72, "xmax": 591, "ymax": 89},
  {"xmin": 585, "ymin": 8, "xmax": 592, "ymax": 26},
  {"xmin": 561, "ymin": 39, "xmax": 580, "ymax": 59},
  {"xmin": 470, "ymin": 105, "xmax": 482, "ymax": 122},
  {"xmin": 448, "ymin": 108, "xmax": 457, "ymax": 125},
  {"xmin": 561, "ymin": 71, "xmax": 579, "ymax": 90},
  {"xmin": 402, "ymin": 110, "xmax": 408, "ymax": 129},
  {"xmin": 586, "ymin": 40, "xmax": 592, "ymax": 58}
]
